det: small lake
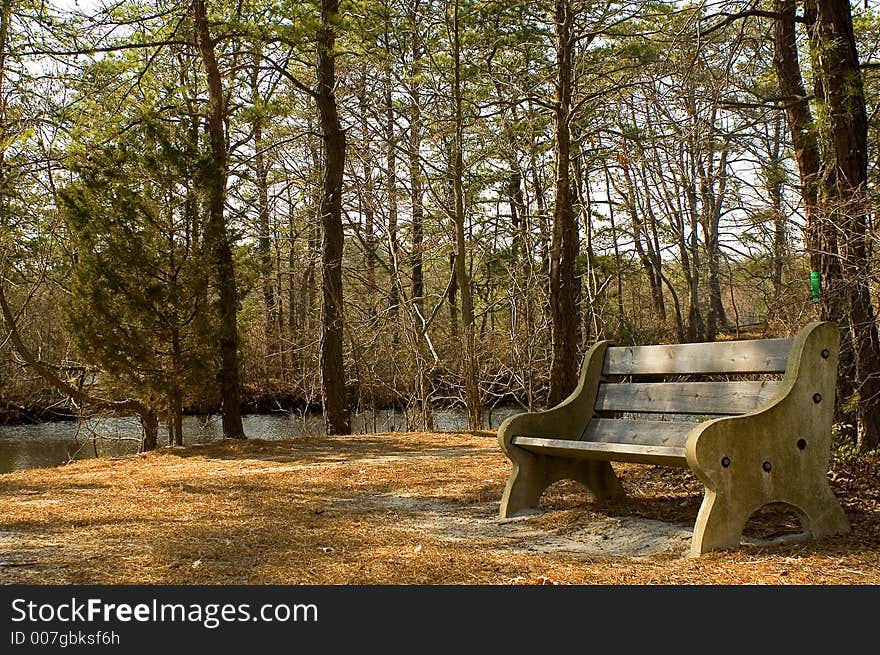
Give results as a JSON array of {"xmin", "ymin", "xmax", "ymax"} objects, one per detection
[{"xmin": 0, "ymin": 407, "xmax": 521, "ymax": 474}]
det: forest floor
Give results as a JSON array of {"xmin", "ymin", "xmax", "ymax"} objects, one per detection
[{"xmin": 0, "ymin": 431, "xmax": 878, "ymax": 584}]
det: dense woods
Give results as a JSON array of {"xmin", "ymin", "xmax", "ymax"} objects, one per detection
[{"xmin": 2, "ymin": 0, "xmax": 880, "ymax": 452}]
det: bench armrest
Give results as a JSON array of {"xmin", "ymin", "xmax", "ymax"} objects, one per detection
[
  {"xmin": 498, "ymin": 340, "xmax": 611, "ymax": 459},
  {"xmin": 685, "ymin": 321, "xmax": 839, "ymax": 497}
]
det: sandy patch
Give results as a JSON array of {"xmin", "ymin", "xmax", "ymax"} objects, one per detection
[{"xmin": 336, "ymin": 493, "xmax": 693, "ymax": 557}]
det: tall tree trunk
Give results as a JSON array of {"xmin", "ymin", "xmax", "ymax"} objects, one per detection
[
  {"xmin": 409, "ymin": 67, "xmax": 424, "ymax": 307},
  {"xmin": 508, "ymin": 169, "xmax": 527, "ymax": 255},
  {"xmin": 139, "ymin": 410, "xmax": 158, "ymax": 452},
  {"xmin": 0, "ymin": 0, "xmax": 10, "ymax": 182},
  {"xmin": 806, "ymin": 0, "xmax": 880, "ymax": 451},
  {"xmin": 169, "ymin": 304, "xmax": 184, "ymax": 446},
  {"xmin": 192, "ymin": 0, "xmax": 245, "ymax": 438},
  {"xmin": 774, "ymin": 0, "xmax": 853, "ymax": 408},
  {"xmin": 767, "ymin": 114, "xmax": 787, "ymax": 305},
  {"xmin": 450, "ymin": 0, "xmax": 481, "ymax": 429},
  {"xmin": 548, "ymin": 0, "xmax": 581, "ymax": 406},
  {"xmin": 529, "ymin": 142, "xmax": 550, "ymax": 272},
  {"xmin": 774, "ymin": 0, "xmax": 831, "ymax": 293},
  {"xmin": 251, "ymin": 48, "xmax": 277, "ymax": 378},
  {"xmin": 604, "ymin": 163, "xmax": 625, "ymax": 335},
  {"xmin": 682, "ymin": 139, "xmax": 704, "ymax": 343},
  {"xmin": 447, "ymin": 245, "xmax": 458, "ymax": 337},
  {"xmin": 385, "ymin": 15, "xmax": 401, "ymax": 342},
  {"xmin": 702, "ymin": 144, "xmax": 729, "ymax": 341},
  {"xmin": 316, "ymin": 0, "xmax": 351, "ymax": 435},
  {"xmin": 582, "ymin": 171, "xmax": 600, "ymax": 343},
  {"xmin": 408, "ymin": 2, "xmax": 431, "ymax": 428},
  {"xmin": 356, "ymin": 64, "xmax": 377, "ymax": 322}
]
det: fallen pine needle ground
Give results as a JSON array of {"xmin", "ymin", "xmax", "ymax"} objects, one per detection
[{"xmin": 0, "ymin": 431, "xmax": 878, "ymax": 584}]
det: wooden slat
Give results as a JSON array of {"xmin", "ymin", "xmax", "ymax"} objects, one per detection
[
  {"xmin": 595, "ymin": 380, "xmax": 782, "ymax": 415},
  {"xmin": 512, "ymin": 436, "xmax": 688, "ymax": 467},
  {"xmin": 603, "ymin": 338, "xmax": 793, "ymax": 375},
  {"xmin": 581, "ymin": 418, "xmax": 696, "ymax": 447}
]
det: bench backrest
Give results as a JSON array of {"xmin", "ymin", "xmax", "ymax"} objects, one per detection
[{"xmin": 595, "ymin": 337, "xmax": 793, "ymax": 417}]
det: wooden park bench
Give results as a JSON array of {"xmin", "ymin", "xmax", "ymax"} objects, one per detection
[{"xmin": 497, "ymin": 321, "xmax": 850, "ymax": 556}]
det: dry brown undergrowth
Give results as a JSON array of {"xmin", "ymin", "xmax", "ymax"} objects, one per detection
[{"xmin": 0, "ymin": 431, "xmax": 878, "ymax": 585}]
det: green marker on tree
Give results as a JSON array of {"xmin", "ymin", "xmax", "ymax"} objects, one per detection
[{"xmin": 810, "ymin": 271, "xmax": 821, "ymax": 303}]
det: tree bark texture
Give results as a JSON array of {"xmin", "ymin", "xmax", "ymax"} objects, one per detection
[
  {"xmin": 192, "ymin": 0, "xmax": 245, "ymax": 438},
  {"xmin": 548, "ymin": 0, "xmax": 581, "ymax": 406},
  {"xmin": 251, "ymin": 49, "xmax": 278, "ymax": 366},
  {"xmin": 806, "ymin": 0, "xmax": 880, "ymax": 451},
  {"xmin": 316, "ymin": 0, "xmax": 351, "ymax": 435},
  {"xmin": 450, "ymin": 0, "xmax": 481, "ymax": 429}
]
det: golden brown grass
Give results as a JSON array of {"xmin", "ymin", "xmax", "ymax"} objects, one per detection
[{"xmin": 0, "ymin": 431, "xmax": 877, "ymax": 584}]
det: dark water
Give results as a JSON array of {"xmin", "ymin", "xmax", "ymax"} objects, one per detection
[{"xmin": 0, "ymin": 407, "xmax": 521, "ymax": 475}]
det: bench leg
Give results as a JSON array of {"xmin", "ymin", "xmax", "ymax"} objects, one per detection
[
  {"xmin": 687, "ymin": 481, "xmax": 846, "ymax": 558},
  {"xmin": 753, "ymin": 488, "xmax": 850, "ymax": 544},
  {"xmin": 690, "ymin": 490, "xmax": 749, "ymax": 556},
  {"xmin": 499, "ymin": 454, "xmax": 547, "ymax": 518},
  {"xmin": 691, "ymin": 482, "xmax": 849, "ymax": 556},
  {"xmin": 565, "ymin": 460, "xmax": 625, "ymax": 502},
  {"xmin": 500, "ymin": 454, "xmax": 624, "ymax": 519},
  {"xmin": 789, "ymin": 485, "xmax": 850, "ymax": 540}
]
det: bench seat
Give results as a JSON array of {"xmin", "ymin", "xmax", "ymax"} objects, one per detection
[{"xmin": 512, "ymin": 434, "xmax": 688, "ymax": 466}]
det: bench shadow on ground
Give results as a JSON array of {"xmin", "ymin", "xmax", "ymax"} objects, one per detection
[
  {"xmin": 166, "ymin": 434, "xmax": 492, "ymax": 464},
  {"xmin": 0, "ymin": 479, "xmax": 109, "ymax": 495}
]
